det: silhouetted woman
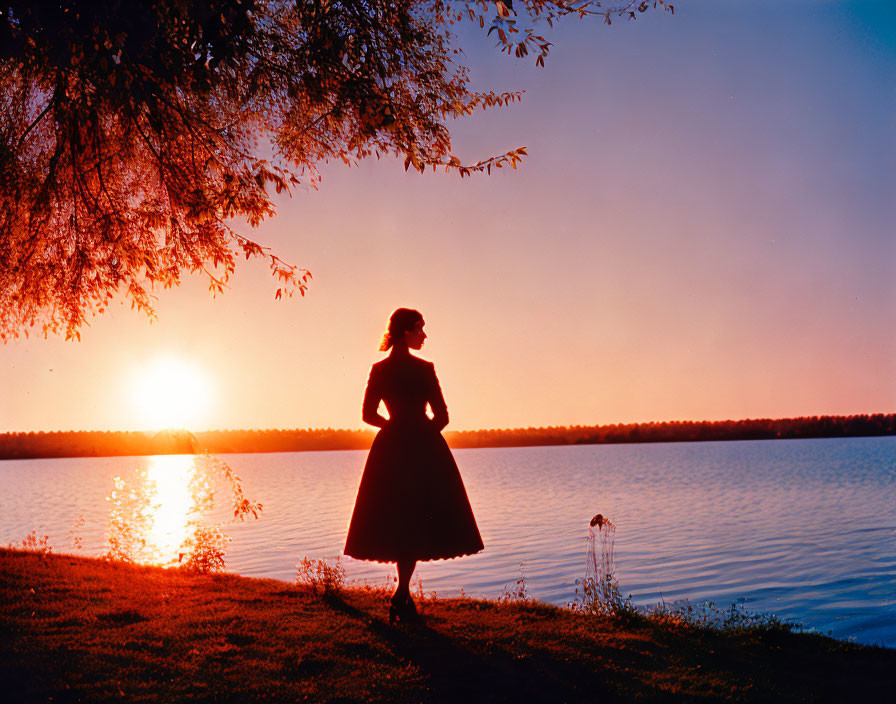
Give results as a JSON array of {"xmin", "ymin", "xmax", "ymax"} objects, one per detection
[{"xmin": 345, "ymin": 308, "xmax": 483, "ymax": 624}]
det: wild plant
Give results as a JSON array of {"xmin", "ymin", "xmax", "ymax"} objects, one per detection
[
  {"xmin": 178, "ymin": 523, "xmax": 230, "ymax": 574},
  {"xmin": 499, "ymin": 563, "xmax": 530, "ymax": 603},
  {"xmin": 191, "ymin": 453, "xmax": 263, "ymax": 522},
  {"xmin": 356, "ymin": 575, "xmax": 394, "ymax": 596},
  {"xmin": 19, "ymin": 530, "xmax": 52, "ymax": 554},
  {"xmin": 648, "ymin": 599, "xmax": 799, "ymax": 634},
  {"xmin": 413, "ymin": 575, "xmax": 438, "ymax": 603},
  {"xmin": 68, "ymin": 515, "xmax": 85, "ymax": 551},
  {"xmin": 571, "ymin": 514, "xmax": 635, "ymax": 616},
  {"xmin": 570, "ymin": 512, "xmax": 798, "ymax": 634},
  {"xmin": 105, "ymin": 470, "xmax": 156, "ymax": 563},
  {"xmin": 296, "ymin": 556, "xmax": 346, "ymax": 593}
]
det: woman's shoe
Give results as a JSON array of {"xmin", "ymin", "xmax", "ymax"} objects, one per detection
[
  {"xmin": 388, "ymin": 602, "xmax": 398, "ymax": 626},
  {"xmin": 399, "ymin": 596, "xmax": 419, "ymax": 622},
  {"xmin": 389, "ymin": 593, "xmax": 405, "ymax": 626},
  {"xmin": 389, "ymin": 592, "xmax": 419, "ymax": 625}
]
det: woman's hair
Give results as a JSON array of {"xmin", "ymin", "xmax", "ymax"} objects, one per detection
[{"xmin": 380, "ymin": 308, "xmax": 423, "ymax": 351}]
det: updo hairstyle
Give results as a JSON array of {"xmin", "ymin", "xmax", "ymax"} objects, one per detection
[{"xmin": 380, "ymin": 308, "xmax": 424, "ymax": 351}]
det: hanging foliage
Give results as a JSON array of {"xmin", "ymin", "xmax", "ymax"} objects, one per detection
[{"xmin": 0, "ymin": 1, "xmax": 672, "ymax": 340}]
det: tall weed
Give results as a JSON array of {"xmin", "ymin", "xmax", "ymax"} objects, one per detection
[
  {"xmin": 570, "ymin": 512, "xmax": 798, "ymax": 634},
  {"xmin": 571, "ymin": 514, "xmax": 634, "ymax": 616},
  {"xmin": 499, "ymin": 563, "xmax": 530, "ymax": 604}
]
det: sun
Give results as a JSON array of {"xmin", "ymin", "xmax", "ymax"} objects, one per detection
[{"xmin": 132, "ymin": 357, "xmax": 211, "ymax": 431}]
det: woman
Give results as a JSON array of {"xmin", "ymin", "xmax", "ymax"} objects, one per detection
[{"xmin": 345, "ymin": 308, "xmax": 483, "ymax": 624}]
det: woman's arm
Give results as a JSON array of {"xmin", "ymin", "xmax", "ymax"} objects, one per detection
[
  {"xmin": 428, "ymin": 363, "xmax": 449, "ymax": 431},
  {"xmin": 361, "ymin": 367, "xmax": 389, "ymax": 428}
]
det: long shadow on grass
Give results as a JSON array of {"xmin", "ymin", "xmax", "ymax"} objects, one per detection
[{"xmin": 322, "ymin": 593, "xmax": 638, "ymax": 704}]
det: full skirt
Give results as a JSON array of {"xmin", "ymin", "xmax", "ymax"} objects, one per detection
[{"xmin": 344, "ymin": 423, "xmax": 483, "ymax": 562}]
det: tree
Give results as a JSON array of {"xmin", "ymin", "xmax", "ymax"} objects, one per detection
[{"xmin": 0, "ymin": 0, "xmax": 671, "ymax": 340}]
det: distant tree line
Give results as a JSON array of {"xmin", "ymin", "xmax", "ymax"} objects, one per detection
[
  {"xmin": 195, "ymin": 428, "xmax": 374, "ymax": 455},
  {"xmin": 0, "ymin": 428, "xmax": 374, "ymax": 460},
  {"xmin": 444, "ymin": 414, "xmax": 896, "ymax": 449},
  {"xmin": 0, "ymin": 414, "xmax": 892, "ymax": 460},
  {"xmin": 0, "ymin": 429, "xmax": 199, "ymax": 459}
]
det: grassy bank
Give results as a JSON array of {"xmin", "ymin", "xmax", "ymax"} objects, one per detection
[{"xmin": 1, "ymin": 549, "xmax": 892, "ymax": 703}]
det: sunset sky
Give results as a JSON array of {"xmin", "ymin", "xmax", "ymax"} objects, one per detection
[{"xmin": 1, "ymin": 0, "xmax": 893, "ymax": 433}]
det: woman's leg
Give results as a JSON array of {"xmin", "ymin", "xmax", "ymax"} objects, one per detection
[{"xmin": 396, "ymin": 559, "xmax": 416, "ymax": 600}]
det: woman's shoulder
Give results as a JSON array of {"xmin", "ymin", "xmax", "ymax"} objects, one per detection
[
  {"xmin": 368, "ymin": 358, "xmax": 391, "ymax": 381},
  {"xmin": 371, "ymin": 354, "xmax": 434, "ymax": 377},
  {"xmin": 410, "ymin": 355, "xmax": 435, "ymax": 371},
  {"xmin": 376, "ymin": 354, "xmax": 433, "ymax": 367}
]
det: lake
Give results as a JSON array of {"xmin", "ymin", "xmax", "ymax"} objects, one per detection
[{"xmin": 2, "ymin": 437, "xmax": 894, "ymax": 647}]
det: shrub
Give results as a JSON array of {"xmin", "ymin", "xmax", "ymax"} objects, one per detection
[
  {"xmin": 296, "ymin": 556, "xmax": 346, "ymax": 594},
  {"xmin": 19, "ymin": 530, "xmax": 52, "ymax": 554},
  {"xmin": 179, "ymin": 523, "xmax": 230, "ymax": 574}
]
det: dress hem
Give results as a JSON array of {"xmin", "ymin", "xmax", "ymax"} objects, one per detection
[{"xmin": 343, "ymin": 546, "xmax": 484, "ymax": 565}]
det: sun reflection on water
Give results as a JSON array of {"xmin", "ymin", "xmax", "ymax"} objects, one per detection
[
  {"xmin": 143, "ymin": 454, "xmax": 196, "ymax": 565},
  {"xmin": 105, "ymin": 453, "xmax": 260, "ymax": 570},
  {"xmin": 106, "ymin": 455, "xmax": 198, "ymax": 566}
]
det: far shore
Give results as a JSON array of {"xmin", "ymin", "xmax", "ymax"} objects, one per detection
[
  {"xmin": 2, "ymin": 549, "xmax": 894, "ymax": 702},
  {"xmin": 1, "ymin": 413, "xmax": 893, "ymax": 460}
]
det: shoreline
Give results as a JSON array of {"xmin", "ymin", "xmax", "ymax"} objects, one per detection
[{"xmin": 2, "ymin": 549, "xmax": 893, "ymax": 702}]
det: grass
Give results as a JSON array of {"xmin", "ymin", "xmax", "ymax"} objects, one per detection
[{"xmin": 1, "ymin": 549, "xmax": 893, "ymax": 703}]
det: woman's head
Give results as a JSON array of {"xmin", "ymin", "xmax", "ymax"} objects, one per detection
[{"xmin": 380, "ymin": 308, "xmax": 425, "ymax": 351}]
